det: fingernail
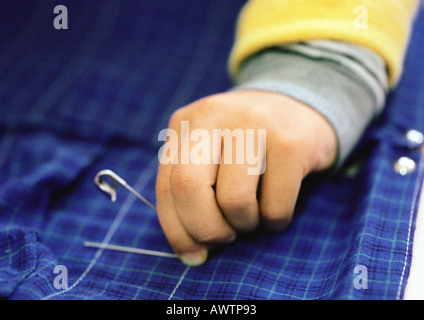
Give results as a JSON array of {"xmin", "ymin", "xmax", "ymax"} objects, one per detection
[{"xmin": 178, "ymin": 248, "xmax": 208, "ymax": 267}]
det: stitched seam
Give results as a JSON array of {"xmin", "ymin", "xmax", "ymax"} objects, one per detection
[{"xmin": 397, "ymin": 148, "xmax": 424, "ymax": 300}]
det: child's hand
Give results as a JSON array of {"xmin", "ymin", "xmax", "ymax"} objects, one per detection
[{"xmin": 155, "ymin": 90, "xmax": 337, "ymax": 266}]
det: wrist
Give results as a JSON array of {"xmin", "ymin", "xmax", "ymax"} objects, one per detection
[
  {"xmin": 232, "ymin": 42, "xmax": 388, "ymax": 168},
  {"xmin": 307, "ymin": 108, "xmax": 338, "ymax": 172}
]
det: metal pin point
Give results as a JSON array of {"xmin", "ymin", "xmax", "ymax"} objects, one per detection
[{"xmin": 83, "ymin": 241, "xmax": 177, "ymax": 258}]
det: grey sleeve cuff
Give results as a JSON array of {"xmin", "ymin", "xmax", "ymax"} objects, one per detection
[{"xmin": 231, "ymin": 40, "xmax": 388, "ymax": 168}]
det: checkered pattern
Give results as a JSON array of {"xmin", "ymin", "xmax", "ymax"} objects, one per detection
[{"xmin": 1, "ymin": 0, "xmax": 423, "ymax": 300}]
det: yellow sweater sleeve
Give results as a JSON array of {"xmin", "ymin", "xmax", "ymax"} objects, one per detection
[{"xmin": 229, "ymin": 0, "xmax": 418, "ymax": 87}]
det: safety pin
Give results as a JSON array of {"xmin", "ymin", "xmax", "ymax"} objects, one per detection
[
  {"xmin": 94, "ymin": 169, "xmax": 156, "ymax": 211},
  {"xmin": 84, "ymin": 169, "xmax": 177, "ymax": 259},
  {"xmin": 84, "ymin": 241, "xmax": 177, "ymax": 258}
]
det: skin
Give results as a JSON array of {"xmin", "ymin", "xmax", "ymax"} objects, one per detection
[{"xmin": 155, "ymin": 90, "xmax": 338, "ymax": 266}]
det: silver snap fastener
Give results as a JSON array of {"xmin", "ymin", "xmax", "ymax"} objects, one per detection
[
  {"xmin": 405, "ymin": 129, "xmax": 424, "ymax": 149},
  {"xmin": 394, "ymin": 157, "xmax": 416, "ymax": 176}
]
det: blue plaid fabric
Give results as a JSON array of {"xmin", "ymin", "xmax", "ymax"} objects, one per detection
[{"xmin": 1, "ymin": 0, "xmax": 424, "ymax": 300}]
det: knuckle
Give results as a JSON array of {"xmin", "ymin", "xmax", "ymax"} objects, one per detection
[
  {"xmin": 193, "ymin": 93, "xmax": 241, "ymax": 116},
  {"xmin": 217, "ymin": 192, "xmax": 256, "ymax": 214},
  {"xmin": 273, "ymin": 131, "xmax": 302, "ymax": 154},
  {"xmin": 239, "ymin": 104, "xmax": 264, "ymax": 122},
  {"xmin": 197, "ymin": 93, "xmax": 225, "ymax": 107},
  {"xmin": 216, "ymin": 190, "xmax": 259, "ymax": 232},
  {"xmin": 169, "ymin": 168, "xmax": 200, "ymax": 198},
  {"xmin": 190, "ymin": 96, "xmax": 222, "ymax": 117}
]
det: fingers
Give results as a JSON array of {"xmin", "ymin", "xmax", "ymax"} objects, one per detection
[
  {"xmin": 215, "ymin": 164, "xmax": 261, "ymax": 233},
  {"xmin": 156, "ymin": 110, "xmax": 211, "ymax": 266},
  {"xmin": 156, "ymin": 110, "xmax": 237, "ymax": 266},
  {"xmin": 156, "ymin": 163, "xmax": 209, "ymax": 266},
  {"xmin": 170, "ymin": 162, "xmax": 237, "ymax": 243},
  {"xmin": 259, "ymin": 142, "xmax": 304, "ymax": 232},
  {"xmin": 155, "ymin": 97, "xmax": 307, "ymax": 267},
  {"xmin": 157, "ymin": 161, "xmax": 237, "ymax": 267}
]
